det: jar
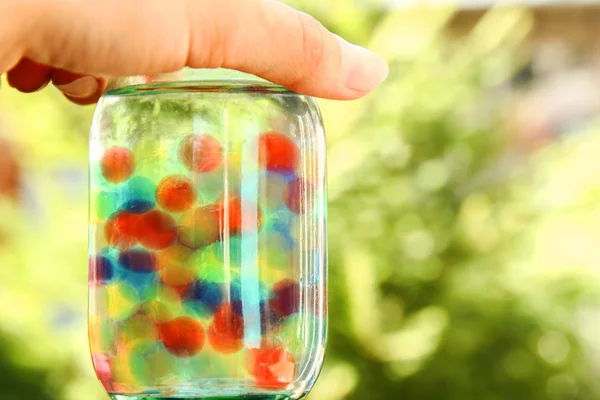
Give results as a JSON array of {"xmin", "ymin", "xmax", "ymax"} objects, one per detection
[{"xmin": 87, "ymin": 69, "xmax": 327, "ymax": 400}]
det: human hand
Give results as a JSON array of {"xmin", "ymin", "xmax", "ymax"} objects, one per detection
[{"xmin": 1, "ymin": 0, "xmax": 389, "ymax": 105}]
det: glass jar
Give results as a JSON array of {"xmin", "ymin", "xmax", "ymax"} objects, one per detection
[{"xmin": 87, "ymin": 69, "xmax": 327, "ymax": 400}]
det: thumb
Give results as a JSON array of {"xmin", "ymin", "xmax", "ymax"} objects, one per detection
[{"xmin": 5, "ymin": 0, "xmax": 388, "ymax": 100}]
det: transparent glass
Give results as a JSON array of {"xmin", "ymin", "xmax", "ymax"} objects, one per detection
[{"xmin": 87, "ymin": 70, "xmax": 327, "ymax": 400}]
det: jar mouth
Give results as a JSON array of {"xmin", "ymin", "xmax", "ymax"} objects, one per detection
[
  {"xmin": 105, "ymin": 80, "xmax": 295, "ymax": 97},
  {"xmin": 104, "ymin": 68, "xmax": 296, "ymax": 96}
]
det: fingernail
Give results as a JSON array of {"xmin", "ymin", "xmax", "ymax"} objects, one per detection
[
  {"xmin": 335, "ymin": 34, "xmax": 389, "ymax": 92},
  {"xmin": 55, "ymin": 76, "xmax": 99, "ymax": 98}
]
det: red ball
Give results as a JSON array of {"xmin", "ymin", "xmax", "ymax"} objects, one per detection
[
  {"xmin": 283, "ymin": 178, "xmax": 313, "ymax": 214},
  {"xmin": 100, "ymin": 146, "xmax": 135, "ymax": 183},
  {"xmin": 137, "ymin": 210, "xmax": 177, "ymax": 250},
  {"xmin": 248, "ymin": 345, "xmax": 295, "ymax": 389},
  {"xmin": 157, "ymin": 316, "xmax": 205, "ymax": 357},
  {"xmin": 208, "ymin": 304, "xmax": 244, "ymax": 354},
  {"xmin": 269, "ymin": 279, "xmax": 300, "ymax": 318},
  {"xmin": 217, "ymin": 197, "xmax": 263, "ymax": 235},
  {"xmin": 156, "ymin": 175, "xmax": 196, "ymax": 213},
  {"xmin": 104, "ymin": 211, "xmax": 140, "ymax": 249},
  {"xmin": 258, "ymin": 132, "xmax": 299, "ymax": 172},
  {"xmin": 179, "ymin": 134, "xmax": 223, "ymax": 173}
]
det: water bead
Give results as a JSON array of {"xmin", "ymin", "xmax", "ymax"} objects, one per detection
[
  {"xmin": 129, "ymin": 342, "xmax": 179, "ymax": 387},
  {"xmin": 89, "ymin": 316, "xmax": 115, "ymax": 354},
  {"xmin": 177, "ymin": 205, "xmax": 221, "ymax": 249},
  {"xmin": 283, "ymin": 177, "xmax": 314, "ymax": 215},
  {"xmin": 157, "ymin": 316, "xmax": 206, "ymax": 357},
  {"xmin": 156, "ymin": 175, "xmax": 196, "ymax": 213},
  {"xmin": 157, "ymin": 244, "xmax": 198, "ymax": 287},
  {"xmin": 258, "ymin": 132, "xmax": 300, "ymax": 173},
  {"xmin": 184, "ymin": 280, "xmax": 223, "ymax": 314},
  {"xmin": 121, "ymin": 176, "xmax": 156, "ymax": 214},
  {"xmin": 193, "ymin": 245, "xmax": 240, "ymax": 284},
  {"xmin": 179, "ymin": 134, "xmax": 223, "ymax": 173},
  {"xmin": 138, "ymin": 298, "xmax": 177, "ymax": 324},
  {"xmin": 211, "ymin": 237, "xmax": 243, "ymax": 267},
  {"xmin": 275, "ymin": 314, "xmax": 308, "ymax": 354},
  {"xmin": 231, "ymin": 299, "xmax": 281, "ymax": 333},
  {"xmin": 137, "ymin": 210, "xmax": 177, "ymax": 250},
  {"xmin": 230, "ymin": 278, "xmax": 270, "ymax": 303},
  {"xmin": 258, "ymin": 172, "xmax": 288, "ymax": 210},
  {"xmin": 95, "ymin": 190, "xmax": 121, "ymax": 221},
  {"xmin": 89, "ymin": 255, "xmax": 114, "ymax": 285},
  {"xmin": 106, "ymin": 283, "xmax": 139, "ymax": 320},
  {"xmin": 218, "ymin": 197, "xmax": 263, "ymax": 235},
  {"xmin": 105, "ymin": 211, "xmax": 140, "ymax": 249},
  {"xmin": 91, "ymin": 353, "xmax": 114, "ymax": 392},
  {"xmin": 264, "ymin": 207, "xmax": 296, "ymax": 240},
  {"xmin": 194, "ymin": 168, "xmax": 227, "ymax": 205},
  {"xmin": 118, "ymin": 248, "xmax": 157, "ymax": 273},
  {"xmin": 269, "ymin": 279, "xmax": 300, "ymax": 318},
  {"xmin": 118, "ymin": 312, "xmax": 158, "ymax": 344},
  {"xmin": 207, "ymin": 304, "xmax": 245, "ymax": 354},
  {"xmin": 258, "ymin": 232, "xmax": 292, "ymax": 271},
  {"xmin": 247, "ymin": 345, "xmax": 296, "ymax": 389},
  {"xmin": 101, "ymin": 146, "xmax": 135, "ymax": 184}
]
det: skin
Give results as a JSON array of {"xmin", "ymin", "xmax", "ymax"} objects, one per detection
[{"xmin": 0, "ymin": 0, "xmax": 389, "ymax": 105}]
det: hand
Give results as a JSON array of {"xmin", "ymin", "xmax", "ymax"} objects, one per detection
[{"xmin": 1, "ymin": 0, "xmax": 389, "ymax": 105}]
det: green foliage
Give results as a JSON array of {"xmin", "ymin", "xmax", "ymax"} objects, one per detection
[{"xmin": 1, "ymin": 3, "xmax": 600, "ymax": 400}]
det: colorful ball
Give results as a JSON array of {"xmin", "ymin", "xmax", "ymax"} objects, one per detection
[
  {"xmin": 157, "ymin": 244, "xmax": 197, "ymax": 287},
  {"xmin": 157, "ymin": 316, "xmax": 206, "ymax": 357},
  {"xmin": 184, "ymin": 280, "xmax": 223, "ymax": 314},
  {"xmin": 137, "ymin": 210, "xmax": 177, "ymax": 250},
  {"xmin": 207, "ymin": 304, "xmax": 244, "ymax": 354},
  {"xmin": 104, "ymin": 211, "xmax": 140, "ymax": 249},
  {"xmin": 258, "ymin": 172, "xmax": 288, "ymax": 210},
  {"xmin": 89, "ymin": 255, "xmax": 114, "ymax": 285},
  {"xmin": 179, "ymin": 134, "xmax": 223, "ymax": 173},
  {"xmin": 283, "ymin": 177, "xmax": 314, "ymax": 215},
  {"xmin": 100, "ymin": 146, "xmax": 135, "ymax": 183},
  {"xmin": 269, "ymin": 279, "xmax": 300, "ymax": 318},
  {"xmin": 247, "ymin": 345, "xmax": 296, "ymax": 389},
  {"xmin": 95, "ymin": 190, "xmax": 120, "ymax": 221},
  {"xmin": 118, "ymin": 248, "xmax": 157, "ymax": 273},
  {"xmin": 177, "ymin": 205, "xmax": 221, "ymax": 248},
  {"xmin": 156, "ymin": 175, "xmax": 196, "ymax": 213},
  {"xmin": 258, "ymin": 132, "xmax": 300, "ymax": 172},
  {"xmin": 218, "ymin": 197, "xmax": 263, "ymax": 235},
  {"xmin": 121, "ymin": 176, "xmax": 156, "ymax": 214}
]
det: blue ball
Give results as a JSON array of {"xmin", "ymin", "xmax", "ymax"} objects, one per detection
[
  {"xmin": 120, "ymin": 176, "xmax": 156, "ymax": 214},
  {"xmin": 184, "ymin": 280, "xmax": 223, "ymax": 314}
]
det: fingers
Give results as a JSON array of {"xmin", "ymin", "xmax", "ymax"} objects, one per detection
[
  {"xmin": 6, "ymin": 60, "xmax": 106, "ymax": 104},
  {"xmin": 51, "ymin": 70, "xmax": 106, "ymax": 105},
  {"xmin": 6, "ymin": 58, "xmax": 51, "ymax": 93},
  {"xmin": 8, "ymin": 0, "xmax": 387, "ymax": 100}
]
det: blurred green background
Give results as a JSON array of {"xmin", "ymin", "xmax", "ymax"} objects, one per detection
[{"xmin": 2, "ymin": 1, "xmax": 600, "ymax": 399}]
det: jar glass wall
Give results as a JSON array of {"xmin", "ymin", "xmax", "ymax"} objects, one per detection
[{"xmin": 88, "ymin": 71, "xmax": 327, "ymax": 400}]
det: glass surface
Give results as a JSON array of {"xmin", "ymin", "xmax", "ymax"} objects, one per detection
[{"xmin": 88, "ymin": 73, "xmax": 327, "ymax": 400}]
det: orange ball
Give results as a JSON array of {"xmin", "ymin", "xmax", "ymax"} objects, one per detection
[
  {"xmin": 177, "ymin": 205, "xmax": 221, "ymax": 248},
  {"xmin": 156, "ymin": 175, "xmax": 196, "ymax": 213},
  {"xmin": 137, "ymin": 210, "xmax": 177, "ymax": 250},
  {"xmin": 104, "ymin": 211, "xmax": 139, "ymax": 249},
  {"xmin": 179, "ymin": 134, "xmax": 223, "ymax": 173},
  {"xmin": 157, "ymin": 316, "xmax": 205, "ymax": 357},
  {"xmin": 247, "ymin": 345, "xmax": 295, "ymax": 389},
  {"xmin": 258, "ymin": 132, "xmax": 299, "ymax": 172},
  {"xmin": 208, "ymin": 305, "xmax": 244, "ymax": 354},
  {"xmin": 217, "ymin": 197, "xmax": 263, "ymax": 235},
  {"xmin": 100, "ymin": 146, "xmax": 135, "ymax": 183}
]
